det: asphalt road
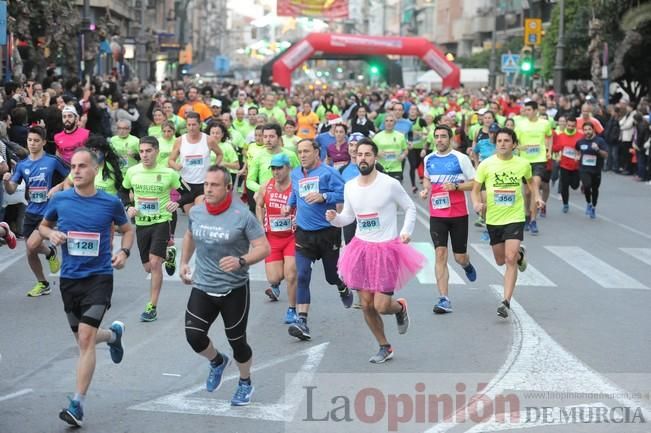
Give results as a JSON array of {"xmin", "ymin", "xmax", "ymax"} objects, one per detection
[{"xmin": 1, "ymin": 171, "xmax": 650, "ymax": 433}]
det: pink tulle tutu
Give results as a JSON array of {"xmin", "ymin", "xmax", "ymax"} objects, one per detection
[{"xmin": 338, "ymin": 237, "xmax": 425, "ymax": 292}]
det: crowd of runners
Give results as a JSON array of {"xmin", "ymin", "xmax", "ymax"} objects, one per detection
[{"xmin": 1, "ymin": 75, "xmax": 649, "ymax": 427}]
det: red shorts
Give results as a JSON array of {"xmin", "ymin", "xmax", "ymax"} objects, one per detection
[{"xmin": 265, "ymin": 233, "xmax": 295, "ymax": 263}]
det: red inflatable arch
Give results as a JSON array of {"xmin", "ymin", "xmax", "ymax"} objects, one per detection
[{"xmin": 272, "ymin": 33, "xmax": 461, "ymax": 89}]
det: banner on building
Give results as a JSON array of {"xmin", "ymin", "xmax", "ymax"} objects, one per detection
[{"xmin": 277, "ymin": 0, "xmax": 348, "ymax": 19}]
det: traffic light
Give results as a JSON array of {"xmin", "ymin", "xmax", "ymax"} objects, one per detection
[
  {"xmin": 370, "ymin": 65, "xmax": 379, "ymax": 75},
  {"xmin": 520, "ymin": 46, "xmax": 535, "ymax": 76},
  {"xmin": 520, "ymin": 57, "xmax": 533, "ymax": 74}
]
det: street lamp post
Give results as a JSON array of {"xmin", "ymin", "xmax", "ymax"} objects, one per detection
[
  {"xmin": 553, "ymin": 0, "xmax": 565, "ymax": 95},
  {"xmin": 488, "ymin": 0, "xmax": 498, "ymax": 91}
]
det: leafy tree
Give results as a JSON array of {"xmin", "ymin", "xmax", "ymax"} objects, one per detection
[
  {"xmin": 8, "ymin": 0, "xmax": 89, "ymax": 79},
  {"xmin": 542, "ymin": 0, "xmax": 651, "ymax": 102}
]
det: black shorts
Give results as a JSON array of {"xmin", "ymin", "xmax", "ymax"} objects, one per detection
[
  {"xmin": 486, "ymin": 222, "xmax": 525, "ymax": 246},
  {"xmin": 60, "ymin": 274, "xmax": 113, "ymax": 332},
  {"xmin": 387, "ymin": 171, "xmax": 403, "ymax": 182},
  {"xmin": 530, "ymin": 162, "xmax": 547, "ymax": 179},
  {"xmin": 136, "ymin": 221, "xmax": 171, "ymax": 263},
  {"xmin": 429, "ymin": 216, "xmax": 469, "ymax": 254},
  {"xmin": 23, "ymin": 212, "xmax": 43, "ymax": 238},
  {"xmin": 540, "ymin": 167, "xmax": 552, "ymax": 183},
  {"xmin": 178, "ymin": 182, "xmax": 204, "ymax": 207},
  {"xmin": 295, "ymin": 226, "xmax": 341, "ymax": 261}
]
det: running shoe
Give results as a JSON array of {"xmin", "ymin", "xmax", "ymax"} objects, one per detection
[
  {"xmin": 288, "ymin": 318, "xmax": 311, "ymax": 341},
  {"xmin": 463, "ymin": 263, "xmax": 477, "ymax": 282},
  {"xmin": 0, "ymin": 222, "xmax": 16, "ymax": 249},
  {"xmin": 140, "ymin": 303, "xmax": 157, "ymax": 322},
  {"xmin": 589, "ymin": 206, "xmax": 596, "ymax": 219},
  {"xmin": 585, "ymin": 203, "xmax": 592, "ymax": 215},
  {"xmin": 47, "ymin": 246, "xmax": 61, "ymax": 274},
  {"xmin": 231, "ymin": 382, "xmax": 254, "ymax": 406},
  {"xmin": 539, "ymin": 205, "xmax": 547, "ymax": 218},
  {"xmin": 369, "ymin": 346, "xmax": 394, "ymax": 364},
  {"xmin": 474, "ymin": 216, "xmax": 485, "ymax": 227},
  {"xmin": 164, "ymin": 245, "xmax": 177, "ymax": 276},
  {"xmin": 497, "ymin": 300, "xmax": 510, "ymax": 318},
  {"xmin": 59, "ymin": 398, "xmax": 83, "ymax": 427},
  {"xmin": 481, "ymin": 230, "xmax": 490, "ymax": 242},
  {"xmin": 529, "ymin": 220, "xmax": 539, "ymax": 235},
  {"xmin": 524, "ymin": 221, "xmax": 530, "ymax": 232},
  {"xmin": 433, "ymin": 296, "xmax": 452, "ymax": 314},
  {"xmin": 562, "ymin": 204, "xmax": 569, "ymax": 213},
  {"xmin": 517, "ymin": 246, "xmax": 528, "ymax": 272},
  {"xmin": 284, "ymin": 307, "xmax": 298, "ymax": 324},
  {"xmin": 338, "ymin": 286, "xmax": 353, "ymax": 308},
  {"xmin": 207, "ymin": 353, "xmax": 231, "ymax": 392},
  {"xmin": 395, "ymin": 298, "xmax": 409, "ymax": 334},
  {"xmin": 27, "ymin": 281, "xmax": 51, "ymax": 297},
  {"xmin": 265, "ymin": 286, "xmax": 280, "ymax": 301},
  {"xmin": 108, "ymin": 321, "xmax": 125, "ymax": 364}
]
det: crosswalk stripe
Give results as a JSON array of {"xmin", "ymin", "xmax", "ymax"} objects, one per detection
[
  {"xmin": 546, "ymin": 246, "xmax": 648, "ymax": 290},
  {"xmin": 411, "ymin": 242, "xmax": 465, "ymax": 285},
  {"xmin": 619, "ymin": 248, "xmax": 651, "ymax": 266},
  {"xmin": 471, "ymin": 243, "xmax": 556, "ymax": 287}
]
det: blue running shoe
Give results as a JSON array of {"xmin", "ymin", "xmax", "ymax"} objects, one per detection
[
  {"xmin": 481, "ymin": 230, "xmax": 490, "ymax": 241},
  {"xmin": 265, "ymin": 286, "xmax": 280, "ymax": 301},
  {"xmin": 562, "ymin": 204, "xmax": 569, "ymax": 213},
  {"xmin": 59, "ymin": 398, "xmax": 83, "ymax": 427},
  {"xmin": 463, "ymin": 263, "xmax": 477, "ymax": 282},
  {"xmin": 529, "ymin": 220, "xmax": 539, "ymax": 235},
  {"xmin": 284, "ymin": 307, "xmax": 298, "ymax": 324},
  {"xmin": 288, "ymin": 318, "xmax": 311, "ymax": 341},
  {"xmin": 524, "ymin": 221, "xmax": 530, "ymax": 232},
  {"xmin": 108, "ymin": 321, "xmax": 125, "ymax": 364},
  {"xmin": 585, "ymin": 203, "xmax": 592, "ymax": 215},
  {"xmin": 231, "ymin": 382, "xmax": 255, "ymax": 406},
  {"xmin": 589, "ymin": 206, "xmax": 596, "ymax": 219},
  {"xmin": 206, "ymin": 354, "xmax": 231, "ymax": 392},
  {"xmin": 433, "ymin": 296, "xmax": 452, "ymax": 314}
]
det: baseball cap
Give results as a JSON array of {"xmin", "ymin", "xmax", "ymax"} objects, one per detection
[
  {"xmin": 269, "ymin": 153, "xmax": 291, "ymax": 168},
  {"xmin": 210, "ymin": 98, "xmax": 222, "ymax": 108},
  {"xmin": 62, "ymin": 105, "xmax": 79, "ymax": 117},
  {"xmin": 348, "ymin": 132, "xmax": 365, "ymax": 143},
  {"xmin": 489, "ymin": 122, "xmax": 500, "ymax": 133}
]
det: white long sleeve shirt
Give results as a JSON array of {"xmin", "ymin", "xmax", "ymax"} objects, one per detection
[{"xmin": 330, "ymin": 172, "xmax": 416, "ymax": 242}]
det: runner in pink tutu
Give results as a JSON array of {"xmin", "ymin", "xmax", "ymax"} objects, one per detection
[{"xmin": 326, "ymin": 138, "xmax": 425, "ymax": 364}]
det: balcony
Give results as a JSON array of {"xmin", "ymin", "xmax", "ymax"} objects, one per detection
[{"xmin": 73, "ymin": 0, "xmax": 132, "ymax": 19}]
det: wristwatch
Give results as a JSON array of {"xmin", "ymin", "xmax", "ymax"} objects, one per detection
[
  {"xmin": 322, "ymin": 193, "xmax": 328, "ymax": 202},
  {"xmin": 238, "ymin": 256, "xmax": 247, "ymax": 268},
  {"xmin": 120, "ymin": 248, "xmax": 131, "ymax": 258}
]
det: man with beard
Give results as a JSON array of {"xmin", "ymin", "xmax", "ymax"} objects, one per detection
[
  {"xmin": 327, "ymin": 138, "xmax": 423, "ymax": 363},
  {"xmin": 177, "ymin": 86, "xmax": 212, "ymax": 122},
  {"xmin": 54, "ymin": 106, "xmax": 90, "ymax": 164}
]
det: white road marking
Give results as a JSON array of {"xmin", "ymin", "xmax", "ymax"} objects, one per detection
[
  {"xmin": 620, "ymin": 247, "xmax": 651, "ymax": 266},
  {"xmin": 425, "ymin": 285, "xmax": 651, "ymax": 432},
  {"xmin": 412, "ymin": 242, "xmax": 465, "ymax": 285},
  {"xmin": 162, "ymin": 373, "xmax": 182, "ymax": 377},
  {"xmin": 546, "ymin": 246, "xmax": 648, "ymax": 290},
  {"xmin": 471, "ymin": 243, "xmax": 556, "ymax": 287},
  {"xmin": 0, "ymin": 388, "xmax": 33, "ymax": 403},
  {"xmin": 551, "ymin": 194, "xmax": 651, "ymax": 241},
  {"xmin": 0, "ymin": 243, "xmax": 26, "ymax": 274},
  {"xmin": 130, "ymin": 342, "xmax": 329, "ymax": 421}
]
